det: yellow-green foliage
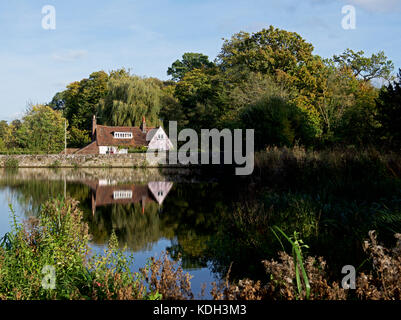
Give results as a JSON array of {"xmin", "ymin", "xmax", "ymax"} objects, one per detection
[{"xmin": 0, "ymin": 198, "xmax": 171, "ymax": 300}]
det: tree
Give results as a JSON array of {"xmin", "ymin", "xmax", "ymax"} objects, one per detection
[
  {"xmin": 167, "ymin": 53, "xmax": 215, "ymax": 81},
  {"xmin": 376, "ymin": 69, "xmax": 401, "ymax": 148},
  {"xmin": 50, "ymin": 71, "xmax": 109, "ymax": 132},
  {"xmin": 216, "ymin": 26, "xmax": 328, "ymax": 140},
  {"xmin": 0, "ymin": 120, "xmax": 20, "ymax": 149},
  {"xmin": 159, "ymin": 82, "xmax": 189, "ymax": 129},
  {"xmin": 173, "ymin": 68, "xmax": 230, "ymax": 131},
  {"xmin": 240, "ymin": 96, "xmax": 315, "ymax": 149},
  {"xmin": 68, "ymin": 126, "xmax": 91, "ymax": 148},
  {"xmin": 16, "ymin": 105, "xmax": 66, "ymax": 153},
  {"xmin": 333, "ymin": 49, "xmax": 394, "ymax": 82},
  {"xmin": 0, "ymin": 121, "xmax": 9, "ymax": 141},
  {"xmin": 217, "ymin": 26, "xmax": 315, "ymax": 82},
  {"xmin": 97, "ymin": 74, "xmax": 163, "ymax": 127},
  {"xmin": 335, "ymin": 80, "xmax": 379, "ymax": 146},
  {"xmin": 225, "ymin": 72, "xmax": 289, "ymax": 128}
]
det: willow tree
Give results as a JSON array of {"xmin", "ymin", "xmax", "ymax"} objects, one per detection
[{"xmin": 97, "ymin": 75, "xmax": 163, "ymax": 127}]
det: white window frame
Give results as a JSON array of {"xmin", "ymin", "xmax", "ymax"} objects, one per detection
[
  {"xmin": 113, "ymin": 190, "xmax": 133, "ymax": 200},
  {"xmin": 114, "ymin": 132, "xmax": 133, "ymax": 139}
]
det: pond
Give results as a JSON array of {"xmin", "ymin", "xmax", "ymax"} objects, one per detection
[
  {"xmin": 0, "ymin": 168, "xmax": 245, "ymax": 297},
  {"xmin": 1, "ymin": 165, "xmax": 401, "ymax": 297}
]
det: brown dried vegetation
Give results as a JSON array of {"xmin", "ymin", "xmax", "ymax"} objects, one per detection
[
  {"xmin": 357, "ymin": 231, "xmax": 401, "ymax": 300},
  {"xmin": 141, "ymin": 252, "xmax": 194, "ymax": 300}
]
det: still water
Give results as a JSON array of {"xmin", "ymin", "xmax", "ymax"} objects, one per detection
[
  {"xmin": 0, "ymin": 168, "xmax": 239, "ymax": 297},
  {"xmin": 2, "ymin": 166, "xmax": 400, "ymax": 297}
]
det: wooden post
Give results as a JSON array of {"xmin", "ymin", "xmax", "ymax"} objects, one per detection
[{"xmin": 64, "ymin": 119, "xmax": 67, "ymax": 155}]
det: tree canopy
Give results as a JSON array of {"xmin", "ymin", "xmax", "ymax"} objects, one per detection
[
  {"xmin": 1, "ymin": 25, "xmax": 398, "ymax": 153},
  {"xmin": 97, "ymin": 73, "xmax": 164, "ymax": 127},
  {"xmin": 167, "ymin": 52, "xmax": 215, "ymax": 81},
  {"xmin": 17, "ymin": 105, "xmax": 66, "ymax": 153},
  {"xmin": 333, "ymin": 49, "xmax": 394, "ymax": 82}
]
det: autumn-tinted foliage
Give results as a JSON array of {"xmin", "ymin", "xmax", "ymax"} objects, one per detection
[{"xmin": 0, "ymin": 25, "xmax": 397, "ymax": 152}]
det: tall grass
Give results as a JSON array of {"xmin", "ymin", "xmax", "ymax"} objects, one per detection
[
  {"xmin": 0, "ymin": 198, "xmax": 191, "ymax": 300},
  {"xmin": 271, "ymin": 226, "xmax": 310, "ymax": 300}
]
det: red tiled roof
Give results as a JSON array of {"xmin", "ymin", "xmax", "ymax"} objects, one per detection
[
  {"xmin": 75, "ymin": 141, "xmax": 98, "ymax": 154},
  {"xmin": 95, "ymin": 125, "xmax": 156, "ymax": 148}
]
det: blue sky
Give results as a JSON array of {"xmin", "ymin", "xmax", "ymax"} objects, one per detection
[{"xmin": 0, "ymin": 0, "xmax": 400, "ymax": 121}]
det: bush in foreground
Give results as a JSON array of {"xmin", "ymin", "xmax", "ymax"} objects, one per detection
[{"xmin": 0, "ymin": 198, "xmax": 190, "ymax": 300}]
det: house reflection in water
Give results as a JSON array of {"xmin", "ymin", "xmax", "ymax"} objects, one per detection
[{"xmin": 84, "ymin": 180, "xmax": 173, "ymax": 215}]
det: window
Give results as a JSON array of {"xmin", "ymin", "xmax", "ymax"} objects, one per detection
[
  {"xmin": 114, "ymin": 132, "xmax": 133, "ymax": 139},
  {"xmin": 113, "ymin": 190, "xmax": 133, "ymax": 200},
  {"xmin": 158, "ymin": 134, "xmax": 164, "ymax": 139}
]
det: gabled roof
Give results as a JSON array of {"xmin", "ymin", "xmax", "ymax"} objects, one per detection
[{"xmin": 95, "ymin": 125, "xmax": 156, "ymax": 147}]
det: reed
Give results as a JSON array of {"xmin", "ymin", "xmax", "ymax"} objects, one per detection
[{"xmin": 271, "ymin": 226, "xmax": 311, "ymax": 300}]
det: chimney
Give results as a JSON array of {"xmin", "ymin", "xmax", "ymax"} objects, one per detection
[
  {"xmin": 92, "ymin": 115, "xmax": 97, "ymax": 141},
  {"xmin": 140, "ymin": 116, "xmax": 146, "ymax": 133}
]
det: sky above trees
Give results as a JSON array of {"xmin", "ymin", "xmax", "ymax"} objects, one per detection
[{"xmin": 0, "ymin": 0, "xmax": 400, "ymax": 120}]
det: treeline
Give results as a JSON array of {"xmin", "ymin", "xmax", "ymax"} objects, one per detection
[{"xmin": 1, "ymin": 25, "xmax": 400, "ymax": 153}]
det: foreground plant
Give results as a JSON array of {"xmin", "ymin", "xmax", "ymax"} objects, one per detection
[
  {"xmin": 356, "ymin": 231, "xmax": 401, "ymax": 300},
  {"xmin": 0, "ymin": 198, "xmax": 191, "ymax": 300}
]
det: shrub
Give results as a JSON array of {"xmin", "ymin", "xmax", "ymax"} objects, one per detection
[
  {"xmin": 0, "ymin": 198, "xmax": 185, "ymax": 300},
  {"xmin": 4, "ymin": 157, "xmax": 19, "ymax": 169},
  {"xmin": 49, "ymin": 160, "xmax": 61, "ymax": 168},
  {"xmin": 128, "ymin": 146, "xmax": 148, "ymax": 153}
]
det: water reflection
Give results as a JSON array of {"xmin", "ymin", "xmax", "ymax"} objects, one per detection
[
  {"xmin": 85, "ymin": 179, "xmax": 173, "ymax": 215},
  {"xmin": 0, "ymin": 168, "xmax": 221, "ymax": 297},
  {"xmin": 0, "ymin": 168, "xmax": 224, "ymax": 274}
]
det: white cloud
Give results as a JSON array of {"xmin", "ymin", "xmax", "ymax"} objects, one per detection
[{"xmin": 52, "ymin": 50, "xmax": 88, "ymax": 62}]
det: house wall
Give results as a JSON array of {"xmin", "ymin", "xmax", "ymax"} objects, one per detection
[
  {"xmin": 99, "ymin": 146, "xmax": 108, "ymax": 154},
  {"xmin": 148, "ymin": 138, "xmax": 172, "ymax": 151},
  {"xmin": 148, "ymin": 127, "xmax": 173, "ymax": 151},
  {"xmin": 99, "ymin": 146, "xmax": 128, "ymax": 154}
]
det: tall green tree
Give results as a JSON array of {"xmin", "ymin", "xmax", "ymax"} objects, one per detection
[
  {"xmin": 49, "ymin": 71, "xmax": 109, "ymax": 132},
  {"xmin": 333, "ymin": 49, "xmax": 394, "ymax": 82},
  {"xmin": 0, "ymin": 120, "xmax": 21, "ymax": 149},
  {"xmin": 16, "ymin": 105, "xmax": 67, "ymax": 153},
  {"xmin": 173, "ymin": 68, "xmax": 230, "ymax": 131},
  {"xmin": 97, "ymin": 74, "xmax": 163, "ymax": 127},
  {"xmin": 216, "ymin": 26, "xmax": 328, "ymax": 139},
  {"xmin": 167, "ymin": 52, "xmax": 215, "ymax": 81},
  {"xmin": 240, "ymin": 96, "xmax": 315, "ymax": 149}
]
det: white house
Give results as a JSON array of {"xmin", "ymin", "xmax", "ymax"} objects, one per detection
[{"xmin": 76, "ymin": 115, "xmax": 173, "ymax": 154}]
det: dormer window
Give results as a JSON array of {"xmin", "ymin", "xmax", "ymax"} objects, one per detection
[
  {"xmin": 113, "ymin": 190, "xmax": 133, "ymax": 200},
  {"xmin": 114, "ymin": 132, "xmax": 133, "ymax": 139}
]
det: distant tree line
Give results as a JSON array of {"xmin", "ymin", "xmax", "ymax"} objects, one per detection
[{"xmin": 0, "ymin": 25, "xmax": 400, "ymax": 153}]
